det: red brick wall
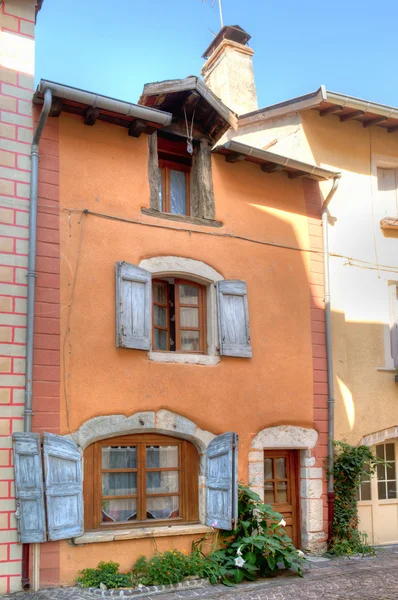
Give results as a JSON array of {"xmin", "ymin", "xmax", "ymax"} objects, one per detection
[
  {"xmin": 303, "ymin": 178, "xmax": 329, "ymax": 543},
  {"xmin": 31, "ymin": 109, "xmax": 61, "ymax": 588}
]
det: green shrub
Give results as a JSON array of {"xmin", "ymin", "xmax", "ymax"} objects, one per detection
[
  {"xmin": 76, "ymin": 561, "xmax": 132, "ymax": 589},
  {"xmin": 330, "ymin": 441, "xmax": 380, "ymax": 556},
  {"xmin": 132, "ymin": 550, "xmax": 217, "ymax": 586},
  {"xmin": 206, "ymin": 483, "xmax": 304, "ymax": 585}
]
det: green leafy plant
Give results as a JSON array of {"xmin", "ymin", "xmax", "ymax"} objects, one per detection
[
  {"xmin": 131, "ymin": 549, "xmax": 218, "ymax": 586},
  {"xmin": 205, "ymin": 484, "xmax": 304, "ymax": 586},
  {"xmin": 330, "ymin": 441, "xmax": 380, "ymax": 556},
  {"xmin": 76, "ymin": 561, "xmax": 133, "ymax": 589}
]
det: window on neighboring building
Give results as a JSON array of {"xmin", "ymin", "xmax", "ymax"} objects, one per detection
[
  {"xmin": 376, "ymin": 443, "xmax": 397, "ymax": 500},
  {"xmin": 158, "ymin": 134, "xmax": 192, "ymax": 216},
  {"xmin": 390, "ymin": 285, "xmax": 398, "ymax": 368},
  {"xmin": 357, "ymin": 463, "xmax": 371, "ymax": 502},
  {"xmin": 152, "ymin": 278, "xmax": 206, "ymax": 353},
  {"xmin": 377, "ymin": 168, "xmax": 398, "ymax": 216},
  {"xmin": 83, "ymin": 434, "xmax": 199, "ymax": 530}
]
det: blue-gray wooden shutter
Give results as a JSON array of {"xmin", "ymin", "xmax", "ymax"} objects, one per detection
[
  {"xmin": 206, "ymin": 432, "xmax": 238, "ymax": 530},
  {"xmin": 12, "ymin": 433, "xmax": 46, "ymax": 543},
  {"xmin": 43, "ymin": 433, "xmax": 83, "ymax": 541},
  {"xmin": 116, "ymin": 261, "xmax": 151, "ymax": 350},
  {"xmin": 217, "ymin": 280, "xmax": 252, "ymax": 357}
]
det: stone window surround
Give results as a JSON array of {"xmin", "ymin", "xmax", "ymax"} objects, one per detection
[
  {"xmin": 139, "ymin": 256, "xmax": 224, "ymax": 365},
  {"xmin": 66, "ymin": 409, "xmax": 215, "ymax": 545},
  {"xmin": 248, "ymin": 425, "xmax": 326, "ymax": 553}
]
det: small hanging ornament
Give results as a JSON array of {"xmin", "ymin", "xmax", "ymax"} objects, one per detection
[{"xmin": 183, "ymin": 106, "xmax": 195, "ymax": 155}]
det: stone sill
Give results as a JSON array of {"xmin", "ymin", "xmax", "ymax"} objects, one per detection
[
  {"xmin": 376, "ymin": 367, "xmax": 396, "ymax": 372},
  {"xmin": 141, "ymin": 208, "xmax": 223, "ymax": 228},
  {"xmin": 72, "ymin": 524, "xmax": 212, "ymax": 545},
  {"xmin": 148, "ymin": 352, "xmax": 220, "ymax": 366}
]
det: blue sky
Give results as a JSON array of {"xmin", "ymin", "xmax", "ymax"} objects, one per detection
[{"xmin": 36, "ymin": 0, "xmax": 398, "ymax": 110}]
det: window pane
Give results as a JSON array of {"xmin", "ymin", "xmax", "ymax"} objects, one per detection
[
  {"xmin": 146, "ymin": 471, "xmax": 179, "ymax": 493},
  {"xmin": 264, "ymin": 458, "xmax": 273, "ymax": 480},
  {"xmin": 154, "ymin": 328, "xmax": 167, "ymax": 350},
  {"xmin": 102, "ymin": 472, "xmax": 137, "ymax": 496},
  {"xmin": 387, "ymin": 462, "xmax": 396, "ymax": 480},
  {"xmin": 153, "ymin": 282, "xmax": 167, "ymax": 304},
  {"xmin": 158, "ymin": 168, "xmax": 163, "ymax": 211},
  {"xmin": 387, "ymin": 481, "xmax": 397, "ymax": 499},
  {"xmin": 264, "ymin": 482, "xmax": 274, "ymax": 504},
  {"xmin": 386, "ymin": 443, "xmax": 395, "ymax": 461},
  {"xmin": 376, "ymin": 445, "xmax": 385, "ymax": 460},
  {"xmin": 180, "ymin": 307, "xmax": 199, "ymax": 328},
  {"xmin": 170, "ymin": 170, "xmax": 186, "ymax": 215},
  {"xmin": 360, "ymin": 482, "xmax": 371, "ymax": 501},
  {"xmin": 102, "ymin": 447, "xmax": 136, "ymax": 469},
  {"xmin": 180, "ymin": 330, "xmax": 200, "ymax": 351},
  {"xmin": 377, "ymin": 463, "xmax": 385, "ymax": 481},
  {"xmin": 146, "ymin": 446, "xmax": 178, "ymax": 468},
  {"xmin": 277, "ymin": 481, "xmax": 287, "ymax": 502},
  {"xmin": 146, "ymin": 496, "xmax": 179, "ymax": 519},
  {"xmin": 179, "ymin": 284, "xmax": 198, "ymax": 305},
  {"xmin": 154, "ymin": 305, "xmax": 167, "ymax": 327},
  {"xmin": 102, "ymin": 499, "xmax": 137, "ymax": 522},
  {"xmin": 378, "ymin": 481, "xmax": 387, "ymax": 500},
  {"xmin": 275, "ymin": 458, "xmax": 286, "ymax": 479}
]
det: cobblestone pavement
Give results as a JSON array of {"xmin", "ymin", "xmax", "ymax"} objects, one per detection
[{"xmin": 4, "ymin": 547, "xmax": 398, "ymax": 600}]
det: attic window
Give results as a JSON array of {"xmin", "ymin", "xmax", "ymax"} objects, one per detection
[{"xmin": 158, "ymin": 134, "xmax": 192, "ymax": 216}]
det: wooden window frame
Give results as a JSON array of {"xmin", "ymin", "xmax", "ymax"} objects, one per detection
[
  {"xmin": 152, "ymin": 278, "xmax": 207, "ymax": 354},
  {"xmin": 376, "ymin": 443, "xmax": 397, "ymax": 501},
  {"xmin": 159, "ymin": 159, "xmax": 191, "ymax": 216},
  {"xmin": 84, "ymin": 434, "xmax": 199, "ymax": 531}
]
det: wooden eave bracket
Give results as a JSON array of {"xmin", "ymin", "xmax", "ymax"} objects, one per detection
[
  {"xmin": 84, "ymin": 106, "xmax": 99, "ymax": 126},
  {"xmin": 128, "ymin": 119, "xmax": 147, "ymax": 138},
  {"xmin": 319, "ymin": 105, "xmax": 343, "ymax": 117},
  {"xmin": 380, "ymin": 217, "xmax": 398, "ymax": 230},
  {"xmin": 340, "ymin": 110, "xmax": 365, "ymax": 122},
  {"xmin": 226, "ymin": 152, "xmax": 246, "ymax": 163},
  {"xmin": 261, "ymin": 163, "xmax": 284, "ymax": 174}
]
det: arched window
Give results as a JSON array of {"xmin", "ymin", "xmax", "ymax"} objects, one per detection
[{"xmin": 83, "ymin": 433, "xmax": 199, "ymax": 530}]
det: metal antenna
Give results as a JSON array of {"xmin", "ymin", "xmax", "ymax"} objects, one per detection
[{"xmin": 202, "ymin": 0, "xmax": 224, "ymax": 29}]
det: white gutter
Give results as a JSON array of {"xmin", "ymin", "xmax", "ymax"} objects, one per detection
[{"xmin": 37, "ymin": 80, "xmax": 173, "ymax": 126}]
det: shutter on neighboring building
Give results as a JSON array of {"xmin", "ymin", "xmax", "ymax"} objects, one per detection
[
  {"xmin": 116, "ymin": 262, "xmax": 152, "ymax": 350},
  {"xmin": 43, "ymin": 433, "xmax": 83, "ymax": 541},
  {"xmin": 12, "ymin": 433, "xmax": 46, "ymax": 543},
  {"xmin": 206, "ymin": 432, "xmax": 238, "ymax": 530},
  {"xmin": 377, "ymin": 168, "xmax": 398, "ymax": 216},
  {"xmin": 390, "ymin": 285, "xmax": 398, "ymax": 368},
  {"xmin": 217, "ymin": 280, "xmax": 252, "ymax": 357}
]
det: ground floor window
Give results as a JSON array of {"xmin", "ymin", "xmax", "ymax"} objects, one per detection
[
  {"xmin": 83, "ymin": 434, "xmax": 199, "ymax": 530},
  {"xmin": 376, "ymin": 443, "xmax": 397, "ymax": 500},
  {"xmin": 357, "ymin": 463, "xmax": 371, "ymax": 501}
]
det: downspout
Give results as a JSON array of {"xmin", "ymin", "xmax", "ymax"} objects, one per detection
[
  {"xmin": 21, "ymin": 87, "xmax": 53, "ymax": 591},
  {"xmin": 321, "ymin": 173, "xmax": 341, "ymax": 545}
]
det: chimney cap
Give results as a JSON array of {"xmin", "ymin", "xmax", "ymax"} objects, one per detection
[{"xmin": 202, "ymin": 25, "xmax": 251, "ymax": 59}]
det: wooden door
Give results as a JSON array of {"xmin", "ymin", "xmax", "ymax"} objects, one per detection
[{"xmin": 263, "ymin": 450, "xmax": 300, "ymax": 547}]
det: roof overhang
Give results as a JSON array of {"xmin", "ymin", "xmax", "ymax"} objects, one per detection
[
  {"xmin": 33, "ymin": 80, "xmax": 172, "ymax": 136},
  {"xmin": 214, "ymin": 140, "xmax": 339, "ymax": 181},
  {"xmin": 239, "ymin": 86, "xmax": 398, "ymax": 133},
  {"xmin": 138, "ymin": 76, "xmax": 237, "ymax": 142}
]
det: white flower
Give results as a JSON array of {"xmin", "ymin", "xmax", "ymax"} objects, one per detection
[
  {"xmin": 236, "ymin": 545, "xmax": 243, "ymax": 556},
  {"xmin": 278, "ymin": 518, "xmax": 286, "ymax": 527},
  {"xmin": 297, "ymin": 550, "xmax": 305, "ymax": 558},
  {"xmin": 211, "ymin": 520, "xmax": 218, "ymax": 529},
  {"xmin": 234, "ymin": 556, "xmax": 246, "ymax": 568}
]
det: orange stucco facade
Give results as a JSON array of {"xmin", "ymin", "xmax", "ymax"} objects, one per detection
[{"xmin": 31, "ymin": 111, "xmax": 328, "ymax": 586}]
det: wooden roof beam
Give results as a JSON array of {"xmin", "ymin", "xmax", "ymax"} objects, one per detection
[
  {"xmin": 319, "ymin": 105, "xmax": 343, "ymax": 117},
  {"xmin": 184, "ymin": 91, "xmax": 201, "ymax": 111},
  {"xmin": 261, "ymin": 163, "xmax": 284, "ymax": 174},
  {"xmin": 128, "ymin": 119, "xmax": 147, "ymax": 138},
  {"xmin": 226, "ymin": 152, "xmax": 246, "ymax": 163},
  {"xmin": 288, "ymin": 171, "xmax": 307, "ymax": 179},
  {"xmin": 49, "ymin": 97, "xmax": 63, "ymax": 117},
  {"xmin": 363, "ymin": 116, "xmax": 388, "ymax": 128},
  {"xmin": 340, "ymin": 110, "xmax": 365, "ymax": 122},
  {"xmin": 84, "ymin": 106, "xmax": 99, "ymax": 126}
]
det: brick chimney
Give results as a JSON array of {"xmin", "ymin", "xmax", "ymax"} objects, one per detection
[{"xmin": 201, "ymin": 25, "xmax": 258, "ymax": 116}]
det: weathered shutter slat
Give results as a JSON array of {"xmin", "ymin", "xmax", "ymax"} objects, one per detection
[
  {"xmin": 217, "ymin": 280, "xmax": 252, "ymax": 357},
  {"xmin": 206, "ymin": 432, "xmax": 238, "ymax": 530},
  {"xmin": 12, "ymin": 433, "xmax": 46, "ymax": 543},
  {"xmin": 43, "ymin": 433, "xmax": 83, "ymax": 541},
  {"xmin": 116, "ymin": 262, "xmax": 152, "ymax": 350}
]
